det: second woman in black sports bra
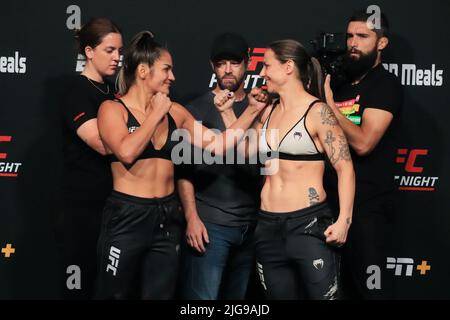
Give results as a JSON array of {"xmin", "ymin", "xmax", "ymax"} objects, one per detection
[
  {"xmin": 251, "ymin": 40, "xmax": 355, "ymax": 299},
  {"xmin": 93, "ymin": 31, "xmax": 268, "ymax": 300}
]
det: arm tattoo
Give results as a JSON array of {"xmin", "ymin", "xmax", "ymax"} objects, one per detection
[
  {"xmin": 338, "ymin": 135, "xmax": 351, "ymax": 161},
  {"xmin": 320, "ymin": 104, "xmax": 338, "ymax": 126},
  {"xmin": 308, "ymin": 187, "xmax": 320, "ymax": 206},
  {"xmin": 346, "ymin": 218, "xmax": 352, "ymax": 225},
  {"xmin": 324, "ymin": 130, "xmax": 337, "ymax": 164},
  {"xmin": 325, "ymin": 131, "xmax": 351, "ymax": 165}
]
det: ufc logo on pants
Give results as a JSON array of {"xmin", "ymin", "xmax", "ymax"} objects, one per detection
[{"xmin": 106, "ymin": 246, "xmax": 121, "ymax": 276}]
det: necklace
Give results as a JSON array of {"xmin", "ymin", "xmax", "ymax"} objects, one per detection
[{"xmin": 84, "ymin": 75, "xmax": 110, "ymax": 95}]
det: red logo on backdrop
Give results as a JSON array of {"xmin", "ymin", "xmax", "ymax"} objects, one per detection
[
  {"xmin": 394, "ymin": 148, "xmax": 438, "ymax": 191},
  {"xmin": 396, "ymin": 148, "xmax": 427, "ymax": 173},
  {"xmin": 0, "ymin": 135, "xmax": 12, "ymax": 159},
  {"xmin": 0, "ymin": 135, "xmax": 22, "ymax": 177},
  {"xmin": 209, "ymin": 47, "xmax": 267, "ymax": 90},
  {"xmin": 248, "ymin": 48, "xmax": 267, "ymax": 89},
  {"xmin": 247, "ymin": 48, "xmax": 266, "ymax": 72}
]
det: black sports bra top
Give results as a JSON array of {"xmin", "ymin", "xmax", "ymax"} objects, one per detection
[{"xmin": 108, "ymin": 99, "xmax": 178, "ymax": 163}]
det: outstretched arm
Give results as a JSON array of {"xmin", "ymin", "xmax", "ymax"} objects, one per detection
[{"xmin": 175, "ymin": 88, "xmax": 269, "ymax": 155}]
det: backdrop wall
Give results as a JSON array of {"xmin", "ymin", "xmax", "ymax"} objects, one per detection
[{"xmin": 0, "ymin": 0, "xmax": 448, "ymax": 299}]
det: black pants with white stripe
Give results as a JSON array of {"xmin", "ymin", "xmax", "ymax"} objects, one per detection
[
  {"xmin": 255, "ymin": 202, "xmax": 340, "ymax": 300},
  {"xmin": 94, "ymin": 190, "xmax": 184, "ymax": 299}
]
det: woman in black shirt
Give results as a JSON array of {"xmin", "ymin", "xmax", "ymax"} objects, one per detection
[{"xmin": 59, "ymin": 17, "xmax": 122, "ymax": 299}]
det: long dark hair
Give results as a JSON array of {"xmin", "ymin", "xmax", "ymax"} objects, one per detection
[
  {"xmin": 268, "ymin": 39, "xmax": 324, "ymax": 100},
  {"xmin": 116, "ymin": 31, "xmax": 166, "ymax": 95},
  {"xmin": 75, "ymin": 17, "xmax": 121, "ymax": 56}
]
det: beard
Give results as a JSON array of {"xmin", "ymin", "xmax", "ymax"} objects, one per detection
[
  {"xmin": 217, "ymin": 75, "xmax": 244, "ymax": 92},
  {"xmin": 344, "ymin": 45, "xmax": 378, "ymax": 81}
]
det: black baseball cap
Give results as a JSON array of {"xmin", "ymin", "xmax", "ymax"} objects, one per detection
[{"xmin": 210, "ymin": 32, "xmax": 249, "ymax": 63}]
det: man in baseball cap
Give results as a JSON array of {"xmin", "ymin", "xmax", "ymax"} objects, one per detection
[
  {"xmin": 178, "ymin": 32, "xmax": 260, "ymax": 300},
  {"xmin": 208, "ymin": 32, "xmax": 250, "ymax": 94},
  {"xmin": 210, "ymin": 32, "xmax": 250, "ymax": 63}
]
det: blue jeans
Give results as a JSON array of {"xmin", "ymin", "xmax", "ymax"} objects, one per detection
[{"xmin": 181, "ymin": 221, "xmax": 255, "ymax": 300}]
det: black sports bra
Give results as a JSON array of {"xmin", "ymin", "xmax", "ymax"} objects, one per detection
[{"xmin": 108, "ymin": 99, "xmax": 178, "ymax": 163}]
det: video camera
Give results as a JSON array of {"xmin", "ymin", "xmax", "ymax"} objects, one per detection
[{"xmin": 310, "ymin": 32, "xmax": 348, "ymax": 89}]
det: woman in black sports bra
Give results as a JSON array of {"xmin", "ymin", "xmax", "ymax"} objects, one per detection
[
  {"xmin": 252, "ymin": 40, "xmax": 355, "ymax": 299},
  {"xmin": 93, "ymin": 31, "xmax": 268, "ymax": 299}
]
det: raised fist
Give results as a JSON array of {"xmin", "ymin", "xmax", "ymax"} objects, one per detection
[
  {"xmin": 248, "ymin": 87, "xmax": 269, "ymax": 112},
  {"xmin": 151, "ymin": 92, "xmax": 172, "ymax": 118},
  {"xmin": 213, "ymin": 89, "xmax": 236, "ymax": 112}
]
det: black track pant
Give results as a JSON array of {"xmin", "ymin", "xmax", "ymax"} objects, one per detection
[
  {"xmin": 94, "ymin": 190, "xmax": 184, "ymax": 299},
  {"xmin": 255, "ymin": 202, "xmax": 340, "ymax": 300}
]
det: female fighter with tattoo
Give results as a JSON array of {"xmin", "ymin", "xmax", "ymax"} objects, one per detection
[{"xmin": 251, "ymin": 40, "xmax": 355, "ymax": 299}]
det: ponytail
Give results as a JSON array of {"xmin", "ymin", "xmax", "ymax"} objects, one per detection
[
  {"xmin": 307, "ymin": 57, "xmax": 324, "ymax": 100},
  {"xmin": 116, "ymin": 66, "xmax": 127, "ymax": 96},
  {"xmin": 115, "ymin": 30, "xmax": 163, "ymax": 95}
]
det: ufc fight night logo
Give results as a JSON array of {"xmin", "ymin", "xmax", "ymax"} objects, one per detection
[
  {"xmin": 209, "ymin": 47, "xmax": 267, "ymax": 89},
  {"xmin": 0, "ymin": 135, "xmax": 22, "ymax": 177},
  {"xmin": 394, "ymin": 148, "xmax": 438, "ymax": 191}
]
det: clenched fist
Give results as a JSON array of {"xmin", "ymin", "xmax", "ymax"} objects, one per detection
[
  {"xmin": 213, "ymin": 89, "xmax": 236, "ymax": 112},
  {"xmin": 150, "ymin": 92, "xmax": 172, "ymax": 118},
  {"xmin": 248, "ymin": 87, "xmax": 269, "ymax": 112}
]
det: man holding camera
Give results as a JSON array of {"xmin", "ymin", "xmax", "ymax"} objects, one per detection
[{"xmin": 324, "ymin": 10, "xmax": 403, "ymax": 299}]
